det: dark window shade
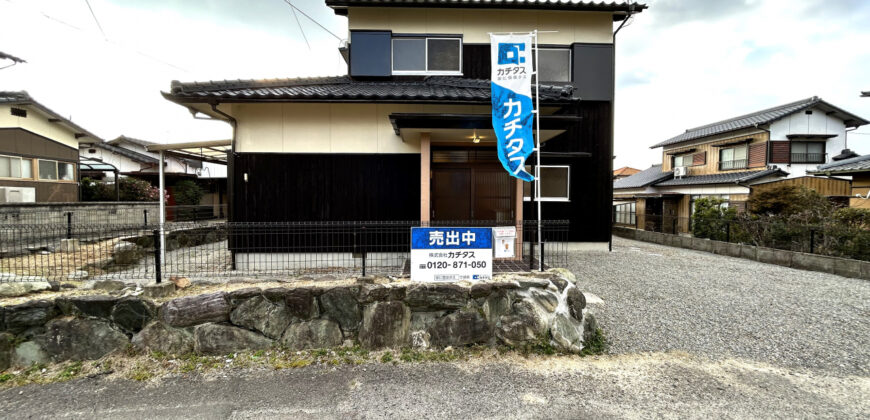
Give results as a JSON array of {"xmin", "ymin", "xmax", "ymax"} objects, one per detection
[
  {"xmin": 427, "ymin": 39, "xmax": 460, "ymax": 71},
  {"xmin": 769, "ymin": 141, "xmax": 790, "ymax": 164},
  {"xmin": 692, "ymin": 151, "xmax": 706, "ymax": 166},
  {"xmin": 538, "ymin": 49, "xmax": 571, "ymax": 82},
  {"xmin": 349, "ymin": 31, "xmax": 392, "ymax": 77}
]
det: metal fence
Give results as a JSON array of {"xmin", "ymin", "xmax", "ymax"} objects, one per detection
[
  {"xmin": 616, "ymin": 214, "xmax": 870, "ymax": 262},
  {"xmin": 0, "ymin": 215, "xmax": 569, "ymax": 282}
]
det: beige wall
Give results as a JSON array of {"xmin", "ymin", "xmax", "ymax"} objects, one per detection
[
  {"xmin": 0, "ymin": 104, "xmax": 81, "ymax": 150},
  {"xmin": 348, "ymin": 8, "xmax": 614, "ymax": 44},
  {"xmin": 232, "ymin": 103, "xmax": 489, "ymax": 154},
  {"xmin": 661, "ymin": 131, "xmax": 770, "ymax": 175}
]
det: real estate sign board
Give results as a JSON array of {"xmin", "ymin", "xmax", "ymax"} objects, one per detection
[{"xmin": 410, "ymin": 227, "xmax": 493, "ymax": 282}]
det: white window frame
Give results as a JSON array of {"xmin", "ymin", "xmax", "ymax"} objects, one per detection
[
  {"xmin": 37, "ymin": 159, "xmax": 76, "ymax": 182},
  {"xmin": 523, "ymin": 165, "xmax": 570, "ymax": 202},
  {"xmin": 537, "ymin": 48, "xmax": 572, "ymax": 82},
  {"xmin": 392, "ymin": 37, "xmax": 463, "ymax": 76},
  {"xmin": 673, "ymin": 153, "xmax": 693, "ymax": 168},
  {"xmin": 0, "ymin": 154, "xmax": 34, "ymax": 180}
]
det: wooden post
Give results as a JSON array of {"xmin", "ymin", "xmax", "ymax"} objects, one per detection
[{"xmin": 420, "ymin": 132, "xmax": 431, "ymax": 223}]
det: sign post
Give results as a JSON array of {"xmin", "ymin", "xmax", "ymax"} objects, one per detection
[{"xmin": 410, "ymin": 227, "xmax": 493, "ymax": 282}]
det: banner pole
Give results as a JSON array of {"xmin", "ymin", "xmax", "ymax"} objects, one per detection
[{"xmin": 534, "ymin": 30, "xmax": 542, "ymax": 270}]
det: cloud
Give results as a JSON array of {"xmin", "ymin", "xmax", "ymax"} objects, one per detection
[
  {"xmin": 645, "ymin": 0, "xmax": 760, "ymax": 27},
  {"xmin": 617, "ymin": 71, "xmax": 654, "ymax": 87}
]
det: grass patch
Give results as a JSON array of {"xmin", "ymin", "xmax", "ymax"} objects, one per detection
[
  {"xmin": 56, "ymin": 361, "xmax": 83, "ymax": 382},
  {"xmin": 0, "ymin": 327, "xmax": 609, "ymax": 388},
  {"xmin": 580, "ymin": 328, "xmax": 607, "ymax": 356}
]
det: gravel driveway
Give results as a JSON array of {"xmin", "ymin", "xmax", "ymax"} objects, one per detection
[{"xmin": 570, "ymin": 236, "xmax": 870, "ymax": 376}]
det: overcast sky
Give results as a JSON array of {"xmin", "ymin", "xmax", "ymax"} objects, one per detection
[{"xmin": 1, "ymin": 0, "xmax": 869, "ymax": 168}]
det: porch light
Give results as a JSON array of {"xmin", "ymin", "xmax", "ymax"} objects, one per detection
[{"xmin": 472, "ymin": 130, "xmax": 481, "ymax": 143}]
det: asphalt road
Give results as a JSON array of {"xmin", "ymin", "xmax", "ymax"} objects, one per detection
[
  {"xmin": 2, "ymin": 353, "xmax": 867, "ymax": 419},
  {"xmin": 3, "ymin": 236, "xmax": 868, "ymax": 419}
]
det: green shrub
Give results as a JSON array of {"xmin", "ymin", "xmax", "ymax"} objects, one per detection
[
  {"xmin": 119, "ymin": 177, "xmax": 161, "ymax": 201},
  {"xmin": 692, "ymin": 197, "xmax": 737, "ymax": 241}
]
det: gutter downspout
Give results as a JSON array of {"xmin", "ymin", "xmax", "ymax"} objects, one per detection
[
  {"xmin": 609, "ymin": 5, "xmax": 635, "ymax": 252},
  {"xmin": 209, "ymin": 102, "xmax": 238, "ymax": 270}
]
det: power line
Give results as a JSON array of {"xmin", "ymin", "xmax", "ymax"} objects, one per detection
[
  {"xmin": 281, "ymin": 0, "xmax": 343, "ymax": 41},
  {"xmin": 83, "ymin": 0, "xmax": 107, "ymax": 40},
  {"xmin": 290, "ymin": 3, "xmax": 311, "ymax": 50}
]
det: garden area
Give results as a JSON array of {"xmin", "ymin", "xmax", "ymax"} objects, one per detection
[{"xmin": 692, "ymin": 185, "xmax": 870, "ymax": 261}]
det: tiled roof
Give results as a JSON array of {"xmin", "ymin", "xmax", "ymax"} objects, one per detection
[
  {"xmin": 613, "ymin": 166, "xmax": 640, "ymax": 177},
  {"xmin": 809, "ymin": 154, "xmax": 870, "ymax": 175},
  {"xmin": 0, "ymin": 90, "xmax": 101, "ymax": 141},
  {"xmin": 326, "ymin": 0, "xmax": 646, "ymax": 15},
  {"xmin": 90, "ymin": 142, "xmax": 159, "ymax": 164},
  {"xmin": 109, "ymin": 135, "xmax": 156, "ymax": 147},
  {"xmin": 613, "ymin": 164, "xmax": 672, "ymax": 189},
  {"xmin": 164, "ymin": 76, "xmax": 575, "ymax": 104},
  {"xmin": 655, "ymin": 168, "xmax": 787, "ymax": 187},
  {"xmin": 652, "ymin": 97, "xmax": 870, "ymax": 149}
]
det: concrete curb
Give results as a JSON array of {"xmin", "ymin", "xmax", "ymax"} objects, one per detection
[{"xmin": 612, "ymin": 227, "xmax": 869, "ymax": 281}]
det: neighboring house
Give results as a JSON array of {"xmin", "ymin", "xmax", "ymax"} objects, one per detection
[
  {"xmin": 163, "ymin": 0, "xmax": 647, "ymax": 248},
  {"xmin": 0, "ymin": 91, "xmax": 100, "ymax": 202},
  {"xmin": 614, "ymin": 97, "xmax": 868, "ymax": 233},
  {"xmin": 79, "ymin": 135, "xmax": 228, "ymax": 209},
  {"xmin": 613, "ymin": 166, "xmax": 640, "ymax": 180},
  {"xmin": 810, "ymin": 154, "xmax": 870, "ymax": 209}
]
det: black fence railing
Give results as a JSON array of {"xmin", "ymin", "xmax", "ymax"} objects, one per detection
[
  {"xmin": 0, "ymin": 219, "xmax": 569, "ymax": 282},
  {"xmin": 617, "ymin": 214, "xmax": 870, "ymax": 262},
  {"xmin": 790, "ymin": 153, "xmax": 826, "ymax": 164}
]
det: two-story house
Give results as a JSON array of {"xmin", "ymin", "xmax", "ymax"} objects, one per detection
[
  {"xmin": 614, "ymin": 96, "xmax": 868, "ymax": 233},
  {"xmin": 1, "ymin": 91, "xmax": 101, "ymax": 203},
  {"xmin": 163, "ymin": 0, "xmax": 646, "ymax": 253}
]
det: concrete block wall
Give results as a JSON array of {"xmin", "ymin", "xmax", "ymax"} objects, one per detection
[{"xmin": 612, "ymin": 227, "xmax": 870, "ymax": 281}]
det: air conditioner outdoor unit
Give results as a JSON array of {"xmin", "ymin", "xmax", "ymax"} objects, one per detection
[
  {"xmin": 0, "ymin": 187, "xmax": 36, "ymax": 203},
  {"xmin": 673, "ymin": 166, "xmax": 688, "ymax": 178}
]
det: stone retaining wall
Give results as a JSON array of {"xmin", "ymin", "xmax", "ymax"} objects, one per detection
[
  {"xmin": 0, "ymin": 270, "xmax": 595, "ymax": 369},
  {"xmin": 613, "ymin": 227, "xmax": 870, "ymax": 280}
]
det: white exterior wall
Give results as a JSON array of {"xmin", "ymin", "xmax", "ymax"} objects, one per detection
[
  {"xmin": 0, "ymin": 104, "xmax": 81, "ymax": 149},
  {"xmin": 769, "ymin": 107, "xmax": 848, "ymax": 177},
  {"xmin": 347, "ymin": 8, "xmax": 613, "ymax": 44}
]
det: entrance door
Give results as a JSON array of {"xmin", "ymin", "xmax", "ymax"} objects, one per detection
[
  {"xmin": 432, "ymin": 168, "xmax": 472, "ymax": 220},
  {"xmin": 431, "ymin": 164, "xmax": 515, "ymax": 222}
]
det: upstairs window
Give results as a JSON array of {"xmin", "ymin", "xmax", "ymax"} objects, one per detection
[
  {"xmin": 537, "ymin": 48, "xmax": 571, "ymax": 82},
  {"xmin": 790, "ymin": 142, "xmax": 825, "ymax": 163},
  {"xmin": 392, "ymin": 37, "xmax": 461, "ymax": 75},
  {"xmin": 719, "ymin": 146, "xmax": 747, "ymax": 170},
  {"xmin": 672, "ymin": 154, "xmax": 692, "ymax": 168}
]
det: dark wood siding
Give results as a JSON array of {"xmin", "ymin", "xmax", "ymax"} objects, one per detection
[
  {"xmin": 462, "ymin": 44, "xmax": 490, "ymax": 80},
  {"xmin": 769, "ymin": 141, "xmax": 790, "ymax": 164},
  {"xmin": 0, "ymin": 179, "xmax": 77, "ymax": 202},
  {"xmin": 572, "ymin": 43, "xmax": 613, "ymax": 101},
  {"xmin": 0, "ymin": 127, "xmax": 78, "ymax": 161},
  {"xmin": 231, "ymin": 153, "xmax": 420, "ymax": 222},
  {"xmin": 523, "ymin": 101, "xmax": 613, "ymax": 243}
]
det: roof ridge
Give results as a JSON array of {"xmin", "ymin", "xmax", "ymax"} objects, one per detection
[
  {"xmin": 171, "ymin": 76, "xmax": 351, "ymax": 93},
  {"xmin": 683, "ymin": 96, "xmax": 818, "ymax": 132},
  {"xmin": 817, "ymin": 153, "xmax": 870, "ymax": 170}
]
